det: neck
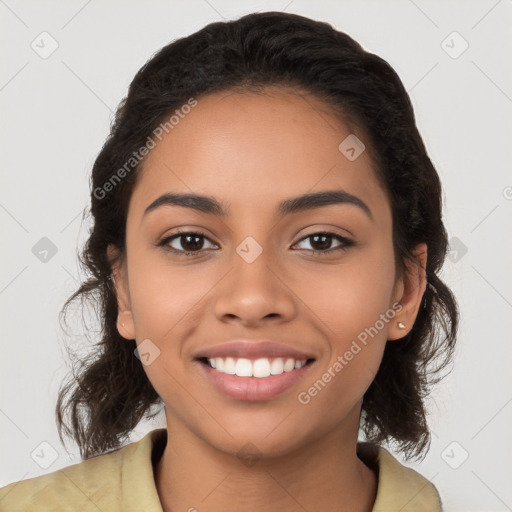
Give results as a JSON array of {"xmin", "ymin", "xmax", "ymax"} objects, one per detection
[{"xmin": 155, "ymin": 404, "xmax": 377, "ymax": 512}]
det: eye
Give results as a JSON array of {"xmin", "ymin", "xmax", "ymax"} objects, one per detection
[
  {"xmin": 292, "ymin": 231, "xmax": 354, "ymax": 254},
  {"xmin": 157, "ymin": 230, "xmax": 354, "ymax": 257},
  {"xmin": 157, "ymin": 230, "xmax": 218, "ymax": 256}
]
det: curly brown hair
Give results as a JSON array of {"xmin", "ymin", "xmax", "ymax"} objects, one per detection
[{"xmin": 56, "ymin": 11, "xmax": 459, "ymax": 462}]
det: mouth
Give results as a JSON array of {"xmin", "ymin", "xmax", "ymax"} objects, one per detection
[
  {"xmin": 196, "ymin": 356, "xmax": 316, "ymax": 377},
  {"xmin": 195, "ymin": 356, "xmax": 316, "ymax": 401}
]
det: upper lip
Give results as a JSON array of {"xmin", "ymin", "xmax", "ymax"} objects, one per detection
[{"xmin": 194, "ymin": 340, "xmax": 315, "ymax": 361}]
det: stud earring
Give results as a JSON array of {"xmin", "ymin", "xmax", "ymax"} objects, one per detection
[{"xmin": 397, "ymin": 322, "xmax": 406, "ymax": 329}]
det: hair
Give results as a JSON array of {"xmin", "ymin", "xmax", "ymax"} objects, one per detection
[{"xmin": 56, "ymin": 10, "xmax": 459, "ymax": 461}]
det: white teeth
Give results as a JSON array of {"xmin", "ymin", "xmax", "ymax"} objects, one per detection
[
  {"xmin": 224, "ymin": 357, "xmax": 236, "ymax": 375},
  {"xmin": 283, "ymin": 358, "xmax": 295, "ymax": 372},
  {"xmin": 235, "ymin": 358, "xmax": 253, "ymax": 377},
  {"xmin": 270, "ymin": 358, "xmax": 284, "ymax": 375},
  {"xmin": 215, "ymin": 357, "xmax": 224, "ymax": 372},
  {"xmin": 253, "ymin": 358, "xmax": 271, "ymax": 378},
  {"xmin": 206, "ymin": 357, "xmax": 308, "ymax": 377}
]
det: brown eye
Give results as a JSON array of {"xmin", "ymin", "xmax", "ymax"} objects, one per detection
[
  {"xmin": 158, "ymin": 231, "xmax": 217, "ymax": 256},
  {"xmin": 293, "ymin": 232, "xmax": 354, "ymax": 254}
]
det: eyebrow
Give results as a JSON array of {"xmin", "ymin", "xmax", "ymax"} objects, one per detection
[{"xmin": 143, "ymin": 189, "xmax": 373, "ymax": 221}]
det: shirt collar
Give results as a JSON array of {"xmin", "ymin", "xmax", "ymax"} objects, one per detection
[{"xmin": 125, "ymin": 428, "xmax": 441, "ymax": 512}]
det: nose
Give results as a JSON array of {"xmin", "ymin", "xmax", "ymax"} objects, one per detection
[{"xmin": 212, "ymin": 247, "xmax": 296, "ymax": 327}]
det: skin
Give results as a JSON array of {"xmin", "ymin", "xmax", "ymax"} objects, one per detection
[{"xmin": 109, "ymin": 85, "xmax": 427, "ymax": 512}]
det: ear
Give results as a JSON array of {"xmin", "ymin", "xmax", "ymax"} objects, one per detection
[
  {"xmin": 388, "ymin": 242, "xmax": 427, "ymax": 340},
  {"xmin": 107, "ymin": 243, "xmax": 136, "ymax": 340}
]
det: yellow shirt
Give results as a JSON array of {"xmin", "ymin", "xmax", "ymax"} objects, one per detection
[{"xmin": 0, "ymin": 428, "xmax": 442, "ymax": 511}]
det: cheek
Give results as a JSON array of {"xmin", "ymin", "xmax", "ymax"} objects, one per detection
[
  {"xmin": 293, "ymin": 245, "xmax": 395, "ymax": 402},
  {"xmin": 293, "ymin": 244, "xmax": 396, "ymax": 341},
  {"xmin": 128, "ymin": 250, "xmax": 211, "ymax": 342},
  {"xmin": 328, "ymin": 269, "xmax": 395, "ymax": 342},
  {"xmin": 126, "ymin": 254, "xmax": 209, "ymax": 408}
]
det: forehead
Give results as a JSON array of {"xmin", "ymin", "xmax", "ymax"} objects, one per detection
[{"xmin": 128, "ymin": 87, "xmax": 391, "ymax": 227}]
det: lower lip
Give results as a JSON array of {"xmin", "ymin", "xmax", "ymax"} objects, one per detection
[{"xmin": 198, "ymin": 360, "xmax": 314, "ymax": 401}]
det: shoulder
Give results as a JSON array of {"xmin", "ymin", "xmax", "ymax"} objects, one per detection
[
  {"xmin": 0, "ymin": 428, "xmax": 166, "ymax": 512},
  {"xmin": 357, "ymin": 441, "xmax": 443, "ymax": 512},
  {"xmin": 0, "ymin": 443, "xmax": 130, "ymax": 512}
]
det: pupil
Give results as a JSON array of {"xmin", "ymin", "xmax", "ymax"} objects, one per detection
[
  {"xmin": 182, "ymin": 234, "xmax": 202, "ymax": 251},
  {"xmin": 312, "ymin": 234, "xmax": 330, "ymax": 251}
]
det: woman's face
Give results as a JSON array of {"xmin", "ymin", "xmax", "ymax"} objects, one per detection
[{"xmin": 111, "ymin": 86, "xmax": 425, "ymax": 457}]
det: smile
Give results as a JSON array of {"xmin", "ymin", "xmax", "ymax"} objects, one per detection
[
  {"xmin": 202, "ymin": 356, "xmax": 311, "ymax": 377},
  {"xmin": 196, "ymin": 356, "xmax": 316, "ymax": 401}
]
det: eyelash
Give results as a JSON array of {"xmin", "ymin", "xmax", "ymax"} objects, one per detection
[{"xmin": 157, "ymin": 229, "xmax": 355, "ymax": 257}]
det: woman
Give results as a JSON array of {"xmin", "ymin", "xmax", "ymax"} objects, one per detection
[{"xmin": 0, "ymin": 10, "xmax": 458, "ymax": 511}]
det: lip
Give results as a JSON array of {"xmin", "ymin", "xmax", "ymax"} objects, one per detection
[
  {"xmin": 193, "ymin": 339, "xmax": 315, "ymax": 361},
  {"xmin": 198, "ymin": 359, "xmax": 315, "ymax": 401}
]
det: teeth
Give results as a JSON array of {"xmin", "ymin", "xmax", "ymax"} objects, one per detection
[
  {"xmin": 270, "ymin": 358, "xmax": 284, "ymax": 375},
  {"xmin": 283, "ymin": 358, "xmax": 295, "ymax": 372},
  {"xmin": 235, "ymin": 358, "xmax": 252, "ymax": 377},
  {"xmin": 206, "ymin": 357, "xmax": 308, "ymax": 377},
  {"xmin": 214, "ymin": 357, "xmax": 224, "ymax": 372},
  {"xmin": 224, "ymin": 357, "xmax": 236, "ymax": 375}
]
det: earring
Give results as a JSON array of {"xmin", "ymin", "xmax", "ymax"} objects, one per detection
[{"xmin": 397, "ymin": 322, "xmax": 406, "ymax": 329}]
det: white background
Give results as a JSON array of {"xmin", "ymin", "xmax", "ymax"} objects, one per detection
[{"xmin": 1, "ymin": 1, "xmax": 511, "ymax": 510}]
